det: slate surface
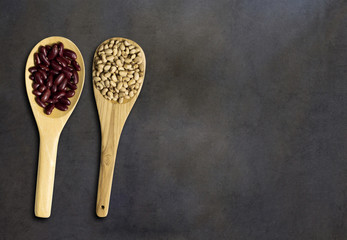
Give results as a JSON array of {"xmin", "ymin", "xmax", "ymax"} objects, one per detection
[{"xmin": 0, "ymin": 0, "xmax": 346, "ymax": 239}]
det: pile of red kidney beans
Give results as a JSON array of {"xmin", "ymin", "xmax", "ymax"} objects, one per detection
[{"xmin": 28, "ymin": 42, "xmax": 81, "ymax": 115}]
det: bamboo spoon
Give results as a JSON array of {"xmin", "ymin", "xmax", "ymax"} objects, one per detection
[
  {"xmin": 25, "ymin": 36, "xmax": 85, "ymax": 218},
  {"xmin": 93, "ymin": 37, "xmax": 146, "ymax": 217}
]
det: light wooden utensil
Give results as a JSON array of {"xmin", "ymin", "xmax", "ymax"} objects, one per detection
[
  {"xmin": 25, "ymin": 36, "xmax": 85, "ymax": 218},
  {"xmin": 93, "ymin": 37, "xmax": 146, "ymax": 217}
]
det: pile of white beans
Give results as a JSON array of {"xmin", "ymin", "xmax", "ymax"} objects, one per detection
[{"xmin": 93, "ymin": 39, "xmax": 144, "ymax": 103}]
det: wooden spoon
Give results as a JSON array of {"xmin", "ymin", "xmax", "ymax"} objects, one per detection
[
  {"xmin": 25, "ymin": 36, "xmax": 85, "ymax": 218},
  {"xmin": 93, "ymin": 37, "xmax": 146, "ymax": 217}
]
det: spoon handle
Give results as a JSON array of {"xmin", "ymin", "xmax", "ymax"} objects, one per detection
[
  {"xmin": 96, "ymin": 120, "xmax": 121, "ymax": 217},
  {"xmin": 96, "ymin": 145, "xmax": 118, "ymax": 217},
  {"xmin": 34, "ymin": 132, "xmax": 60, "ymax": 218}
]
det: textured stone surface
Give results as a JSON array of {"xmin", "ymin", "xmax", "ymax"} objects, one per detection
[{"xmin": 0, "ymin": 0, "xmax": 346, "ymax": 239}]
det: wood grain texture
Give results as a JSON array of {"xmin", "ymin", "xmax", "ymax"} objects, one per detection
[
  {"xmin": 93, "ymin": 37, "xmax": 146, "ymax": 217},
  {"xmin": 25, "ymin": 36, "xmax": 85, "ymax": 218}
]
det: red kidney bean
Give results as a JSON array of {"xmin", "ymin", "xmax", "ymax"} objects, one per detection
[
  {"xmin": 45, "ymin": 103, "xmax": 55, "ymax": 115},
  {"xmin": 47, "ymin": 98, "xmax": 58, "ymax": 104},
  {"xmin": 40, "ymin": 88, "xmax": 51, "ymax": 102},
  {"xmin": 46, "ymin": 74, "xmax": 53, "ymax": 87},
  {"xmin": 32, "ymin": 83, "xmax": 40, "ymax": 89},
  {"xmin": 65, "ymin": 90, "xmax": 75, "ymax": 98},
  {"xmin": 63, "ymin": 49, "xmax": 77, "ymax": 60},
  {"xmin": 49, "ymin": 69, "xmax": 60, "ymax": 75},
  {"xmin": 54, "ymin": 73, "xmax": 65, "ymax": 86},
  {"xmin": 72, "ymin": 70, "xmax": 79, "ymax": 84},
  {"xmin": 38, "ymin": 84, "xmax": 46, "ymax": 92},
  {"xmin": 58, "ymin": 78, "xmax": 68, "ymax": 91},
  {"xmin": 51, "ymin": 60, "xmax": 62, "ymax": 71},
  {"xmin": 48, "ymin": 44, "xmax": 58, "ymax": 60},
  {"xmin": 51, "ymin": 84, "xmax": 58, "ymax": 93},
  {"xmin": 58, "ymin": 42, "xmax": 64, "ymax": 57},
  {"xmin": 35, "ymin": 97, "xmax": 46, "ymax": 108},
  {"xmin": 67, "ymin": 81, "xmax": 77, "ymax": 90},
  {"xmin": 39, "ymin": 53, "xmax": 50, "ymax": 66},
  {"xmin": 39, "ymin": 64, "xmax": 50, "ymax": 72},
  {"xmin": 34, "ymin": 72, "xmax": 44, "ymax": 85},
  {"xmin": 55, "ymin": 102, "xmax": 68, "ymax": 111},
  {"xmin": 72, "ymin": 60, "xmax": 81, "ymax": 71},
  {"xmin": 33, "ymin": 90, "xmax": 42, "ymax": 96},
  {"xmin": 63, "ymin": 56, "xmax": 71, "ymax": 65},
  {"xmin": 38, "ymin": 69, "xmax": 47, "ymax": 80},
  {"xmin": 53, "ymin": 91, "xmax": 65, "ymax": 100},
  {"xmin": 62, "ymin": 68, "xmax": 73, "ymax": 79},
  {"xmin": 29, "ymin": 67, "xmax": 37, "ymax": 73},
  {"xmin": 39, "ymin": 46, "xmax": 47, "ymax": 56},
  {"xmin": 45, "ymin": 45, "xmax": 52, "ymax": 51},
  {"xmin": 30, "ymin": 43, "xmax": 80, "ymax": 114},
  {"xmin": 56, "ymin": 56, "xmax": 68, "ymax": 67},
  {"xmin": 65, "ymin": 66, "xmax": 74, "ymax": 72},
  {"xmin": 34, "ymin": 53, "xmax": 41, "ymax": 66},
  {"xmin": 59, "ymin": 97, "xmax": 71, "ymax": 106}
]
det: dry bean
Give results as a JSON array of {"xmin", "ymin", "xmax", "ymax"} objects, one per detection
[
  {"xmin": 105, "ymin": 49, "xmax": 113, "ymax": 55},
  {"xmin": 101, "ymin": 88, "xmax": 108, "ymax": 95},
  {"xmin": 96, "ymin": 82, "xmax": 103, "ymax": 89},
  {"xmin": 104, "ymin": 72, "xmax": 111, "ymax": 78},
  {"xmin": 106, "ymin": 56, "xmax": 114, "ymax": 62},
  {"xmin": 128, "ymin": 80, "xmax": 135, "ymax": 85},
  {"xmin": 116, "ymin": 59, "xmax": 122, "ymax": 67},
  {"xmin": 102, "ymin": 55, "xmax": 107, "ymax": 63},
  {"xmin": 134, "ymin": 57, "xmax": 142, "ymax": 64},
  {"xmin": 94, "ymin": 39, "xmax": 145, "ymax": 103},
  {"xmin": 119, "ymin": 71, "xmax": 127, "ymax": 77},
  {"xmin": 104, "ymin": 65, "xmax": 111, "ymax": 71},
  {"xmin": 107, "ymin": 91, "xmax": 113, "ymax": 98},
  {"xmin": 134, "ymin": 72, "xmax": 139, "ymax": 80}
]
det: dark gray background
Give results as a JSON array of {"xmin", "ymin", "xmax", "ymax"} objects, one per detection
[{"xmin": 0, "ymin": 0, "xmax": 346, "ymax": 239}]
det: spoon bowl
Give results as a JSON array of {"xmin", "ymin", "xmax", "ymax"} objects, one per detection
[
  {"xmin": 25, "ymin": 36, "xmax": 85, "ymax": 218},
  {"xmin": 93, "ymin": 37, "xmax": 146, "ymax": 217}
]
